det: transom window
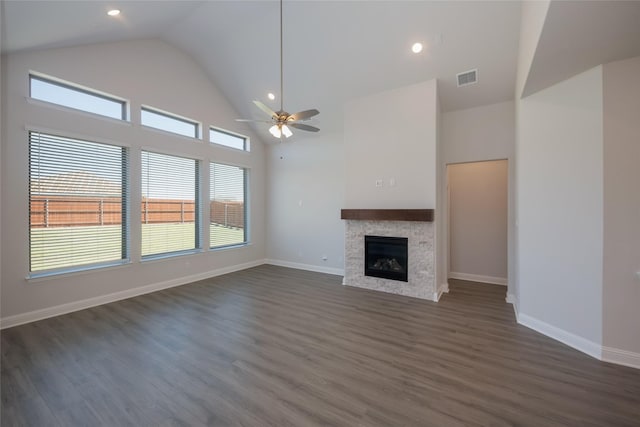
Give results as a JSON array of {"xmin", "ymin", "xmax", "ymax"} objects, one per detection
[
  {"xmin": 141, "ymin": 107, "xmax": 200, "ymax": 139},
  {"xmin": 29, "ymin": 74, "xmax": 127, "ymax": 120},
  {"xmin": 210, "ymin": 127, "xmax": 249, "ymax": 151}
]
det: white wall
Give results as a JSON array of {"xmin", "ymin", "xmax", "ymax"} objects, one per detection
[
  {"xmin": 265, "ymin": 79, "xmax": 438, "ymax": 276},
  {"xmin": 441, "ymin": 101, "xmax": 515, "ymax": 294},
  {"xmin": 448, "ymin": 160, "xmax": 508, "ymax": 284},
  {"xmin": 516, "ymin": 66, "xmax": 603, "ymax": 354},
  {"xmin": 0, "ymin": 40, "xmax": 267, "ymax": 324},
  {"xmin": 344, "ymin": 79, "xmax": 437, "ymax": 209},
  {"xmin": 442, "ymin": 101, "xmax": 515, "ymax": 164},
  {"xmin": 265, "ymin": 131, "xmax": 345, "ymax": 274},
  {"xmin": 602, "ymin": 56, "xmax": 640, "ymax": 362},
  {"xmin": 516, "ymin": 0, "xmax": 550, "ymax": 99},
  {"xmin": 0, "ymin": 4, "xmax": 4, "ymax": 322},
  {"xmin": 435, "ymin": 86, "xmax": 447, "ymax": 297}
]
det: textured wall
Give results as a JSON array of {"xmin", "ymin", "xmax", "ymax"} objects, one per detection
[{"xmin": 344, "ymin": 220, "xmax": 435, "ymax": 300}]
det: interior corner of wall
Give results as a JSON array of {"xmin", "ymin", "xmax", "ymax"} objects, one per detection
[{"xmin": 516, "ymin": 0, "xmax": 551, "ymax": 100}]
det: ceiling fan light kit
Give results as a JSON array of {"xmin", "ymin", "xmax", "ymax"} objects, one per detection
[
  {"xmin": 269, "ymin": 123, "xmax": 292, "ymax": 138},
  {"xmin": 236, "ymin": 0, "xmax": 319, "ymax": 140}
]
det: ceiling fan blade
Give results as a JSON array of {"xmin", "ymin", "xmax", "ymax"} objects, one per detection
[
  {"xmin": 253, "ymin": 100, "xmax": 277, "ymax": 118},
  {"xmin": 289, "ymin": 109, "xmax": 320, "ymax": 122},
  {"xmin": 235, "ymin": 119, "xmax": 272, "ymax": 123},
  {"xmin": 289, "ymin": 122, "xmax": 320, "ymax": 132}
]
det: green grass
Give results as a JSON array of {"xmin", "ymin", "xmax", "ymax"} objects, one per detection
[{"xmin": 30, "ymin": 223, "xmax": 245, "ymax": 272}]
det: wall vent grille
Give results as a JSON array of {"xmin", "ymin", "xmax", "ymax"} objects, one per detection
[{"xmin": 457, "ymin": 69, "xmax": 478, "ymax": 87}]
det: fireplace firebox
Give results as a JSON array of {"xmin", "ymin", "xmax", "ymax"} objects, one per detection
[{"xmin": 364, "ymin": 235, "xmax": 408, "ymax": 282}]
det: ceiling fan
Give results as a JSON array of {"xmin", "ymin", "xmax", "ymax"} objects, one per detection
[{"xmin": 236, "ymin": 0, "xmax": 319, "ymax": 139}]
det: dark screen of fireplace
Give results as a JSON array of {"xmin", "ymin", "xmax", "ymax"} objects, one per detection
[{"xmin": 364, "ymin": 235, "xmax": 408, "ymax": 282}]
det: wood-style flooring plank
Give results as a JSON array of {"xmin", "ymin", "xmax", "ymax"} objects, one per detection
[{"xmin": 2, "ymin": 266, "xmax": 640, "ymax": 426}]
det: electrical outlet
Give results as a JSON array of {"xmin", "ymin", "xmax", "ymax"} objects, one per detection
[{"xmin": 322, "ymin": 255, "xmax": 328, "ymax": 261}]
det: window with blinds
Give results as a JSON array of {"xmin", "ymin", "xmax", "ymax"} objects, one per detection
[
  {"xmin": 141, "ymin": 151, "xmax": 200, "ymax": 258},
  {"xmin": 210, "ymin": 162, "xmax": 247, "ymax": 248},
  {"xmin": 29, "ymin": 131, "xmax": 128, "ymax": 275}
]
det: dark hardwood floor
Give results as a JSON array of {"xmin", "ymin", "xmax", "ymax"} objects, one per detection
[{"xmin": 2, "ymin": 265, "xmax": 640, "ymax": 426}]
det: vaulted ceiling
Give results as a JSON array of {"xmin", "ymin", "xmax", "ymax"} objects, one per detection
[
  {"xmin": 2, "ymin": 1, "xmax": 640, "ymax": 136},
  {"xmin": 1, "ymin": 1, "xmax": 521, "ymax": 133}
]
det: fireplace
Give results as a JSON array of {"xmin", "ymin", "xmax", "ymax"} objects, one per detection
[{"xmin": 364, "ymin": 235, "xmax": 408, "ymax": 282}]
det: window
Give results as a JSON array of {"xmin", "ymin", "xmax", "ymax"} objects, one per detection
[
  {"xmin": 141, "ymin": 151, "xmax": 200, "ymax": 258},
  {"xmin": 210, "ymin": 127, "xmax": 249, "ymax": 151},
  {"xmin": 141, "ymin": 107, "xmax": 199, "ymax": 138},
  {"xmin": 29, "ymin": 74, "xmax": 126, "ymax": 120},
  {"xmin": 210, "ymin": 163, "xmax": 247, "ymax": 248},
  {"xmin": 29, "ymin": 132, "xmax": 128, "ymax": 275}
]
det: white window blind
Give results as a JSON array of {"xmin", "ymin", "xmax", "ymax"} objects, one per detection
[
  {"xmin": 210, "ymin": 162, "xmax": 247, "ymax": 248},
  {"xmin": 29, "ymin": 131, "xmax": 128, "ymax": 275},
  {"xmin": 141, "ymin": 151, "xmax": 200, "ymax": 258}
]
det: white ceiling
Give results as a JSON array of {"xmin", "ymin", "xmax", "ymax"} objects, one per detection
[
  {"xmin": 523, "ymin": 0, "xmax": 640, "ymax": 97},
  {"xmin": 1, "ymin": 1, "xmax": 521, "ymax": 133},
  {"xmin": 3, "ymin": 1, "xmax": 639, "ymax": 136}
]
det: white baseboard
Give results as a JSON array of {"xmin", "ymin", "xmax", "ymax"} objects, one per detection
[
  {"xmin": 505, "ymin": 293, "xmax": 518, "ymax": 321},
  {"xmin": 449, "ymin": 272, "xmax": 507, "ymax": 286},
  {"xmin": 433, "ymin": 282, "xmax": 449, "ymax": 302},
  {"xmin": 517, "ymin": 313, "xmax": 602, "ymax": 360},
  {"xmin": 5, "ymin": 260, "xmax": 638, "ymax": 371},
  {"xmin": 602, "ymin": 346, "xmax": 640, "ymax": 370},
  {"xmin": 264, "ymin": 259, "xmax": 344, "ymax": 276},
  {"xmin": 517, "ymin": 312, "xmax": 640, "ymax": 370},
  {"xmin": 0, "ymin": 259, "xmax": 265, "ymax": 330}
]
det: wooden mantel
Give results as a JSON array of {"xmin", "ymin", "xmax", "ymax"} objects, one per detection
[{"xmin": 340, "ymin": 209, "xmax": 434, "ymax": 222}]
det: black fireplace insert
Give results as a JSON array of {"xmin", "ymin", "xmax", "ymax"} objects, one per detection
[{"xmin": 364, "ymin": 235, "xmax": 408, "ymax": 282}]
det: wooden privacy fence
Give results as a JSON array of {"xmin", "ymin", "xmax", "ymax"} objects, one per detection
[
  {"xmin": 210, "ymin": 200, "xmax": 245, "ymax": 230},
  {"xmin": 30, "ymin": 197, "xmax": 244, "ymax": 229}
]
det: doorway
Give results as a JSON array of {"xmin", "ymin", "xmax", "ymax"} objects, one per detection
[{"xmin": 447, "ymin": 159, "xmax": 508, "ymax": 286}]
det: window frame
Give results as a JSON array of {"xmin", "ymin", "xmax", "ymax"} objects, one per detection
[
  {"xmin": 28, "ymin": 130, "xmax": 130, "ymax": 278},
  {"xmin": 29, "ymin": 73, "xmax": 128, "ymax": 121},
  {"xmin": 209, "ymin": 161, "xmax": 249, "ymax": 250},
  {"xmin": 140, "ymin": 150, "xmax": 202, "ymax": 260},
  {"xmin": 141, "ymin": 106, "xmax": 201, "ymax": 139},
  {"xmin": 209, "ymin": 126, "xmax": 250, "ymax": 152}
]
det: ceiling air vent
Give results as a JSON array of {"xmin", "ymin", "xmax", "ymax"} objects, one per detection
[{"xmin": 457, "ymin": 69, "xmax": 478, "ymax": 87}]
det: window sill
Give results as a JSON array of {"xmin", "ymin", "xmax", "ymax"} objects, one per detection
[
  {"xmin": 141, "ymin": 249, "xmax": 204, "ymax": 264},
  {"xmin": 27, "ymin": 260, "xmax": 132, "ymax": 283},
  {"xmin": 210, "ymin": 242, "xmax": 250, "ymax": 252}
]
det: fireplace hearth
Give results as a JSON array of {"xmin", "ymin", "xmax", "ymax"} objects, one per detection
[
  {"xmin": 343, "ymin": 212, "xmax": 435, "ymax": 300},
  {"xmin": 364, "ymin": 235, "xmax": 408, "ymax": 282}
]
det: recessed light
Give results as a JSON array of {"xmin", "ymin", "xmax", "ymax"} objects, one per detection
[
  {"xmin": 411, "ymin": 42, "xmax": 423, "ymax": 54},
  {"xmin": 267, "ymin": 93, "xmax": 275, "ymax": 101},
  {"xmin": 107, "ymin": 9, "xmax": 121, "ymax": 17}
]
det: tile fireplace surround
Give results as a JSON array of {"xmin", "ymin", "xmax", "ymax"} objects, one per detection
[{"xmin": 341, "ymin": 209, "xmax": 437, "ymax": 301}]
